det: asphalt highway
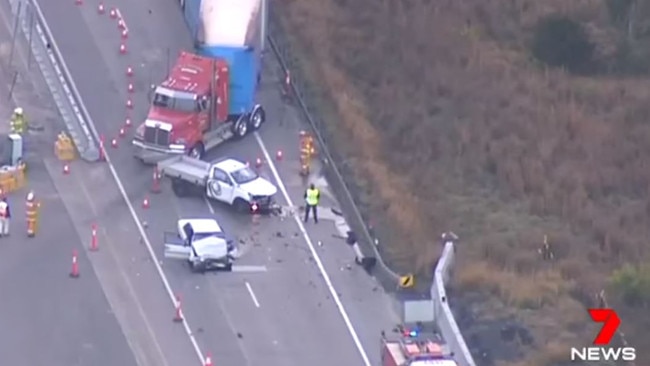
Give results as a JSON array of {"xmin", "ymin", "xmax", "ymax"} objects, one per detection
[
  {"xmin": 0, "ymin": 2, "xmax": 137, "ymax": 364},
  {"xmin": 38, "ymin": 0, "xmax": 401, "ymax": 364}
]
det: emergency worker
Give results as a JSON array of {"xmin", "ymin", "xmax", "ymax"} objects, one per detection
[
  {"xmin": 0, "ymin": 196, "xmax": 9, "ymax": 236},
  {"xmin": 303, "ymin": 183, "xmax": 320, "ymax": 223},
  {"xmin": 10, "ymin": 107, "xmax": 27, "ymax": 135},
  {"xmin": 25, "ymin": 191, "xmax": 40, "ymax": 237}
]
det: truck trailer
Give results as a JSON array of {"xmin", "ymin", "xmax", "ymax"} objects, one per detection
[{"xmin": 133, "ymin": 0, "xmax": 267, "ymax": 163}]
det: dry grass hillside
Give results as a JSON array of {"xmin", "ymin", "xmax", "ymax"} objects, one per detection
[{"xmin": 275, "ymin": 0, "xmax": 650, "ymax": 364}]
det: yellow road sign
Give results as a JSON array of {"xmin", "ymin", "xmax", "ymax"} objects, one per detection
[{"xmin": 399, "ymin": 274, "xmax": 415, "ymax": 288}]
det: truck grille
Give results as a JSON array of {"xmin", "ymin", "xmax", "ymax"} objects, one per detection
[{"xmin": 143, "ymin": 126, "xmax": 170, "ymax": 146}]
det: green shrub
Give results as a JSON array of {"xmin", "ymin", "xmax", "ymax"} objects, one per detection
[
  {"xmin": 610, "ymin": 263, "xmax": 650, "ymax": 307},
  {"xmin": 532, "ymin": 15, "xmax": 594, "ymax": 74}
]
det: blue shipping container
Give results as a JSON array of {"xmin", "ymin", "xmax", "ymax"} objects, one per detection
[{"xmin": 182, "ymin": 0, "xmax": 264, "ymax": 115}]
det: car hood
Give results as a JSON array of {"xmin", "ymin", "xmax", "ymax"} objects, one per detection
[
  {"xmin": 192, "ymin": 236, "xmax": 229, "ymax": 259},
  {"xmin": 147, "ymin": 106, "xmax": 194, "ymax": 126},
  {"xmin": 239, "ymin": 177, "xmax": 278, "ymax": 197}
]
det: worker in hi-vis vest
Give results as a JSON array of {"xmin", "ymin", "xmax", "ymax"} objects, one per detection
[
  {"xmin": 10, "ymin": 107, "xmax": 27, "ymax": 135},
  {"xmin": 303, "ymin": 183, "xmax": 320, "ymax": 224}
]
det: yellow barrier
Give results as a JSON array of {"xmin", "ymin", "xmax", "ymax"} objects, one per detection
[
  {"xmin": 0, "ymin": 163, "xmax": 26, "ymax": 194},
  {"xmin": 54, "ymin": 132, "xmax": 76, "ymax": 161}
]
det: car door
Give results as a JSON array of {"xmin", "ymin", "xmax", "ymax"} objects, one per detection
[
  {"xmin": 207, "ymin": 167, "xmax": 235, "ymax": 203},
  {"xmin": 163, "ymin": 231, "xmax": 192, "ymax": 260}
]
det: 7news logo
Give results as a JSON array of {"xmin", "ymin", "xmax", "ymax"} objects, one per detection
[{"xmin": 570, "ymin": 309, "xmax": 636, "ymax": 361}]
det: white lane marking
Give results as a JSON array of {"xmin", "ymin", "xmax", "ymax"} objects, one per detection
[
  {"xmin": 252, "ymin": 132, "xmax": 372, "ymax": 366},
  {"xmin": 204, "ymin": 196, "xmax": 215, "ymax": 214},
  {"xmin": 42, "ymin": 27, "xmax": 207, "ymax": 366},
  {"xmin": 93, "ymin": 146, "xmax": 206, "ymax": 365},
  {"xmin": 245, "ymin": 281, "xmax": 261, "ymax": 308},
  {"xmin": 232, "ymin": 265, "xmax": 268, "ymax": 273},
  {"xmin": 115, "ymin": 8, "xmax": 130, "ymax": 33}
]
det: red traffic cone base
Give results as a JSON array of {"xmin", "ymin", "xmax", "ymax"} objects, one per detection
[{"xmin": 204, "ymin": 354, "xmax": 213, "ymax": 366}]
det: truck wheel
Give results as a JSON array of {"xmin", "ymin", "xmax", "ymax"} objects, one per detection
[
  {"xmin": 249, "ymin": 106, "xmax": 265, "ymax": 131},
  {"xmin": 188, "ymin": 143, "xmax": 204, "ymax": 159},
  {"xmin": 233, "ymin": 198, "xmax": 250, "ymax": 214},
  {"xmin": 233, "ymin": 118, "xmax": 248, "ymax": 139}
]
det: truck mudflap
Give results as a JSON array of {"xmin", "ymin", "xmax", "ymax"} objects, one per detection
[{"xmin": 163, "ymin": 231, "xmax": 191, "ymax": 260}]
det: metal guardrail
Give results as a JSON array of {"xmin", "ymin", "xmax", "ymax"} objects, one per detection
[
  {"xmin": 433, "ymin": 241, "xmax": 476, "ymax": 366},
  {"xmin": 266, "ymin": 18, "xmax": 477, "ymax": 366},
  {"xmin": 10, "ymin": 0, "xmax": 99, "ymax": 161}
]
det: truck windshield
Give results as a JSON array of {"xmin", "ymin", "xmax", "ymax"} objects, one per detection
[
  {"xmin": 152, "ymin": 88, "xmax": 198, "ymax": 113},
  {"xmin": 231, "ymin": 167, "xmax": 258, "ymax": 184}
]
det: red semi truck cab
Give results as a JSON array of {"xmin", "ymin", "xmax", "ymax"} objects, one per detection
[
  {"xmin": 382, "ymin": 326, "xmax": 459, "ymax": 366},
  {"xmin": 132, "ymin": 51, "xmax": 265, "ymax": 163}
]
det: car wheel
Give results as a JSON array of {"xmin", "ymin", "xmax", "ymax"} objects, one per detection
[
  {"xmin": 233, "ymin": 198, "xmax": 250, "ymax": 214},
  {"xmin": 249, "ymin": 106, "xmax": 265, "ymax": 131},
  {"xmin": 233, "ymin": 118, "xmax": 248, "ymax": 139},
  {"xmin": 188, "ymin": 143, "xmax": 204, "ymax": 159}
]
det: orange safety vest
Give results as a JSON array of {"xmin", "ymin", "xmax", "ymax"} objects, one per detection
[{"xmin": 26, "ymin": 200, "xmax": 38, "ymax": 221}]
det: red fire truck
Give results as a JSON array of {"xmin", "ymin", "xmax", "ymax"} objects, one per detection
[
  {"xmin": 132, "ymin": 51, "xmax": 265, "ymax": 163},
  {"xmin": 382, "ymin": 326, "xmax": 459, "ymax": 366}
]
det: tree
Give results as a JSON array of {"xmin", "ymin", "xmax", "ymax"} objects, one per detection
[{"xmin": 531, "ymin": 15, "xmax": 594, "ymax": 74}]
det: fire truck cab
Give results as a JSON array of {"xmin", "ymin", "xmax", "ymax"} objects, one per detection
[{"xmin": 381, "ymin": 326, "xmax": 458, "ymax": 366}]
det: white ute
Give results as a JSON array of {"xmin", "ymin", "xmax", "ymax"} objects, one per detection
[
  {"xmin": 163, "ymin": 218, "xmax": 237, "ymax": 272},
  {"xmin": 157, "ymin": 155, "xmax": 278, "ymax": 213}
]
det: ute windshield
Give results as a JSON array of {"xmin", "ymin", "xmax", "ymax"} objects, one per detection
[
  {"xmin": 152, "ymin": 87, "xmax": 199, "ymax": 113},
  {"xmin": 231, "ymin": 167, "xmax": 259, "ymax": 184}
]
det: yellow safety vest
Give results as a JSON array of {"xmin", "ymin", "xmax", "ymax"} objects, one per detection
[{"xmin": 305, "ymin": 188, "xmax": 319, "ymax": 206}]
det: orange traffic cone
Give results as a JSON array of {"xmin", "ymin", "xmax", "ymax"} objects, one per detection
[
  {"xmin": 119, "ymin": 43, "xmax": 127, "ymax": 54},
  {"xmin": 63, "ymin": 163, "xmax": 70, "ymax": 175},
  {"xmin": 126, "ymin": 66, "xmax": 133, "ymax": 77},
  {"xmin": 98, "ymin": 2, "xmax": 105, "ymax": 13},
  {"xmin": 276, "ymin": 150, "xmax": 283, "ymax": 161},
  {"xmin": 173, "ymin": 294, "xmax": 183, "ymax": 322},
  {"xmin": 70, "ymin": 249, "xmax": 80, "ymax": 278},
  {"xmin": 204, "ymin": 353, "xmax": 213, "ymax": 366},
  {"xmin": 142, "ymin": 196, "xmax": 150, "ymax": 209}
]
